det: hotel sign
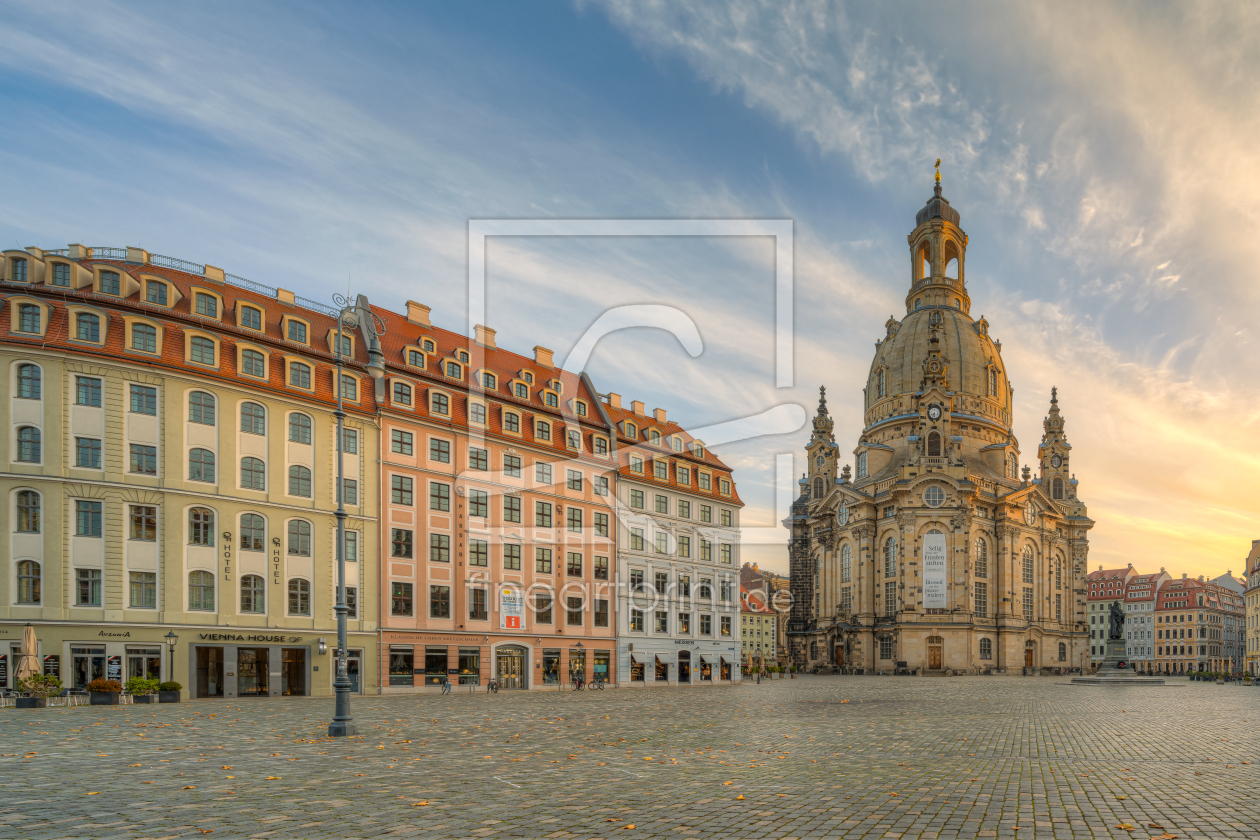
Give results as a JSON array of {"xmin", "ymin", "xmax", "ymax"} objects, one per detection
[{"xmin": 922, "ymin": 533, "xmax": 947, "ymax": 610}]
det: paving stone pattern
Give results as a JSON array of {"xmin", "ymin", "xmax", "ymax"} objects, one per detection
[{"xmin": 0, "ymin": 676, "xmax": 1257, "ymax": 839}]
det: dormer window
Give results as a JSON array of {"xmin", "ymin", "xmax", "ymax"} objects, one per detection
[
  {"xmin": 9, "ymin": 257, "xmax": 28, "ymax": 282},
  {"xmin": 536, "ymin": 420, "xmax": 551, "ymax": 441},
  {"xmin": 877, "ymin": 369, "xmax": 886, "ymax": 398},
  {"xmin": 522, "ymin": 371, "xmax": 534, "ymax": 384},
  {"xmin": 337, "ymin": 335, "xmax": 352, "ymax": 357},
  {"xmin": 458, "ymin": 350, "xmax": 469, "ymax": 363},
  {"xmin": 692, "ymin": 443, "xmax": 704, "ymax": 458},
  {"xmin": 407, "ymin": 349, "xmax": 425, "ymax": 367},
  {"xmin": 16, "ymin": 304, "xmax": 41, "ymax": 334},
  {"xmin": 50, "ymin": 263, "xmax": 70, "ymax": 287},
  {"xmin": 445, "ymin": 361, "xmax": 461, "ymax": 379},
  {"xmin": 630, "ymin": 455, "xmax": 643, "ymax": 473},
  {"xmin": 550, "ymin": 379, "xmax": 563, "ymax": 393},
  {"xmin": 145, "ymin": 281, "xmax": 168, "ymax": 306},
  {"xmin": 574, "ymin": 401, "xmax": 587, "ymax": 417},
  {"xmin": 194, "ymin": 292, "xmax": 218, "ymax": 318},
  {"xmin": 514, "ymin": 382, "xmax": 528, "ymax": 399},
  {"xmin": 544, "ymin": 392, "xmax": 558, "ymax": 408},
  {"xmin": 671, "ymin": 436, "xmax": 682, "ymax": 452},
  {"xmin": 567, "ymin": 429, "xmax": 580, "ymax": 449},
  {"xmin": 988, "ymin": 368, "xmax": 998, "ymax": 396},
  {"xmin": 626, "ymin": 423, "xmax": 637, "ymax": 438},
  {"xmin": 482, "ymin": 372, "xmax": 496, "ymax": 390},
  {"xmin": 288, "ymin": 320, "xmax": 307, "ymax": 343},
  {"xmin": 240, "ymin": 305, "xmax": 263, "ymax": 330},
  {"xmin": 422, "ymin": 338, "xmax": 436, "ymax": 352},
  {"xmin": 100, "ymin": 270, "xmax": 121, "ymax": 296},
  {"xmin": 649, "ymin": 430, "xmax": 661, "ymax": 446}
]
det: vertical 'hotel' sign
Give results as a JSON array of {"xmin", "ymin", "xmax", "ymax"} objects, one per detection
[{"xmin": 922, "ymin": 533, "xmax": 948, "ymax": 609}]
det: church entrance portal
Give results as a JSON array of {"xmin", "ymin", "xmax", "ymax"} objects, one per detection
[{"xmin": 927, "ymin": 636, "xmax": 943, "ymax": 670}]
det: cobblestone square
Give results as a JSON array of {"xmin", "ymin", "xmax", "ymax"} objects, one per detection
[{"xmin": 1, "ymin": 676, "xmax": 1256, "ymax": 839}]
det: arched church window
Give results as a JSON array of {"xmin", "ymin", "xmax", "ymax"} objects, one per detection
[
  {"xmin": 1055, "ymin": 558, "xmax": 1062, "ymax": 590},
  {"xmin": 812, "ymin": 477, "xmax": 824, "ymax": 500},
  {"xmin": 946, "ymin": 257, "xmax": 959, "ymax": 278},
  {"xmin": 1022, "ymin": 547, "xmax": 1034, "ymax": 584},
  {"xmin": 919, "ymin": 243, "xmax": 931, "ymax": 280},
  {"xmin": 927, "ymin": 431, "xmax": 941, "ymax": 457},
  {"xmin": 1052, "ymin": 476, "xmax": 1064, "ymax": 499},
  {"xmin": 915, "ymin": 298, "xmax": 922, "ymax": 310},
  {"xmin": 989, "ymin": 368, "xmax": 998, "ymax": 397},
  {"xmin": 1006, "ymin": 453, "xmax": 1017, "ymax": 480},
  {"xmin": 974, "ymin": 538, "xmax": 987, "ymax": 578},
  {"xmin": 883, "ymin": 537, "xmax": 897, "ymax": 577},
  {"xmin": 877, "ymin": 369, "xmax": 885, "ymax": 398},
  {"xmin": 810, "ymin": 641, "xmax": 818, "ymax": 659},
  {"xmin": 841, "ymin": 544, "xmax": 851, "ymax": 583},
  {"xmin": 954, "ymin": 299, "xmax": 960, "ymax": 309},
  {"xmin": 856, "ymin": 451, "xmax": 868, "ymax": 480}
]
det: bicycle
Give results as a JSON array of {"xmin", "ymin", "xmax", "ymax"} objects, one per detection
[
  {"xmin": 440, "ymin": 678, "xmax": 452, "ymax": 695},
  {"xmin": 487, "ymin": 678, "xmax": 499, "ymax": 694},
  {"xmin": 590, "ymin": 677, "xmax": 605, "ymax": 691},
  {"xmin": 571, "ymin": 675, "xmax": 586, "ymax": 691}
]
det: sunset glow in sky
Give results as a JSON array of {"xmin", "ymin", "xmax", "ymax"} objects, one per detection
[{"xmin": 2, "ymin": 1, "xmax": 1257, "ymax": 577}]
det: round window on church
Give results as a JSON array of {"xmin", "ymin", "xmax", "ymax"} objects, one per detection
[{"xmin": 924, "ymin": 486, "xmax": 945, "ymax": 507}]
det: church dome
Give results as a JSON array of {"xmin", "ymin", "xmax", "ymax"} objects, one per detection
[{"xmin": 915, "ymin": 182, "xmax": 961, "ymax": 227}]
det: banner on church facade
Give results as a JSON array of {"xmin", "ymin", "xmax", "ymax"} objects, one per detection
[{"xmin": 922, "ymin": 534, "xmax": 947, "ymax": 609}]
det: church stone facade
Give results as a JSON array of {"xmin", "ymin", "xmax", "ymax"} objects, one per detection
[{"xmin": 786, "ymin": 175, "xmax": 1093, "ymax": 675}]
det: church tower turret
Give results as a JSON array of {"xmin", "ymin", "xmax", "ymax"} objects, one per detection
[
  {"xmin": 806, "ymin": 386, "xmax": 838, "ymax": 502},
  {"xmin": 1038, "ymin": 387, "xmax": 1074, "ymax": 502},
  {"xmin": 905, "ymin": 160, "xmax": 971, "ymax": 316}
]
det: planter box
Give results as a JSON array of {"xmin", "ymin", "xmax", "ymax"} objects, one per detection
[
  {"xmin": 158, "ymin": 690, "xmax": 181, "ymax": 704},
  {"xmin": 133, "ymin": 695, "xmax": 157, "ymax": 704},
  {"xmin": 89, "ymin": 691, "xmax": 120, "ymax": 706},
  {"xmin": 15, "ymin": 697, "xmax": 47, "ymax": 709}
]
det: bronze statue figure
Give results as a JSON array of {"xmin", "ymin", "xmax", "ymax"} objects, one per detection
[{"xmin": 1108, "ymin": 600, "xmax": 1125, "ymax": 640}]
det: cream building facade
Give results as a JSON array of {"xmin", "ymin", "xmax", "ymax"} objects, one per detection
[
  {"xmin": 786, "ymin": 177, "xmax": 1093, "ymax": 675},
  {"xmin": 1, "ymin": 246, "xmax": 379, "ymax": 699}
]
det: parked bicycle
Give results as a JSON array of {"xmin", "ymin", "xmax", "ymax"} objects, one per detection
[
  {"xmin": 440, "ymin": 678, "xmax": 452, "ymax": 695},
  {"xmin": 486, "ymin": 678, "xmax": 499, "ymax": 694},
  {"xmin": 590, "ymin": 677, "xmax": 605, "ymax": 691},
  {"xmin": 571, "ymin": 675, "xmax": 586, "ymax": 691}
]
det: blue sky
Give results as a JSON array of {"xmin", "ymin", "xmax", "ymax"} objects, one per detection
[{"xmin": 4, "ymin": 1, "xmax": 1259, "ymax": 576}]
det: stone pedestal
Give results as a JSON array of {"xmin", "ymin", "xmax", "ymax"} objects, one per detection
[{"xmin": 1072, "ymin": 639, "xmax": 1165, "ymax": 685}]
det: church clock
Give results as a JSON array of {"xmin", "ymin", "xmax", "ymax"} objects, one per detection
[{"xmin": 927, "ymin": 405, "xmax": 941, "ymax": 421}]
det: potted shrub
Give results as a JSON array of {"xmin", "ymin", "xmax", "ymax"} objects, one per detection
[
  {"xmin": 790, "ymin": 665, "xmax": 797, "ymax": 679},
  {"xmin": 16, "ymin": 674, "xmax": 62, "ymax": 709},
  {"xmin": 126, "ymin": 677, "xmax": 160, "ymax": 703},
  {"xmin": 158, "ymin": 681, "xmax": 183, "ymax": 703},
  {"xmin": 87, "ymin": 678, "xmax": 122, "ymax": 705}
]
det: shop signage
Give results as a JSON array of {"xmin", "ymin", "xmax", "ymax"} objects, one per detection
[
  {"xmin": 98, "ymin": 630, "xmax": 131, "ymax": 638},
  {"xmin": 107, "ymin": 655, "xmax": 122, "ymax": 682},
  {"xmin": 222, "ymin": 531, "xmax": 233, "ymax": 580},
  {"xmin": 0, "ymin": 654, "xmax": 6, "ymax": 683},
  {"xmin": 271, "ymin": 537, "xmax": 282, "ymax": 584},
  {"xmin": 197, "ymin": 633, "xmax": 301, "ymax": 643},
  {"xmin": 43, "ymin": 655, "xmax": 59, "ymax": 676},
  {"xmin": 500, "ymin": 585, "xmax": 525, "ymax": 630},
  {"xmin": 674, "ymin": 640, "xmax": 695, "ymax": 645},
  {"xmin": 923, "ymin": 533, "xmax": 948, "ymax": 609}
]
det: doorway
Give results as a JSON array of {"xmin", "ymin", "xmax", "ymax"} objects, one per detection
[
  {"xmin": 71, "ymin": 646, "xmax": 106, "ymax": 690},
  {"xmin": 655, "ymin": 656, "xmax": 669, "ymax": 682},
  {"xmin": 195, "ymin": 647, "xmax": 224, "ymax": 698},
  {"xmin": 346, "ymin": 649, "xmax": 362, "ymax": 693},
  {"xmin": 496, "ymin": 645, "xmax": 527, "ymax": 689},
  {"xmin": 281, "ymin": 648, "xmax": 306, "ymax": 696},
  {"xmin": 1024, "ymin": 643, "xmax": 1035, "ymax": 668},
  {"xmin": 927, "ymin": 636, "xmax": 943, "ymax": 670},
  {"xmin": 678, "ymin": 650, "xmax": 691, "ymax": 684},
  {"xmin": 237, "ymin": 648, "xmax": 270, "ymax": 696},
  {"xmin": 835, "ymin": 644, "xmax": 845, "ymax": 667},
  {"xmin": 127, "ymin": 648, "xmax": 162, "ymax": 681}
]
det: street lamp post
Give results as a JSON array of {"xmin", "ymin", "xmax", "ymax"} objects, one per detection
[
  {"xmin": 164, "ymin": 630, "xmax": 178, "ymax": 683},
  {"xmin": 328, "ymin": 296, "xmax": 358, "ymax": 738}
]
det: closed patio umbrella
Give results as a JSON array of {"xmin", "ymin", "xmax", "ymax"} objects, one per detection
[{"xmin": 15, "ymin": 624, "xmax": 39, "ymax": 685}]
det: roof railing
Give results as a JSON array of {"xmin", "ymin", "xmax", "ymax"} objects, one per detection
[{"xmin": 150, "ymin": 253, "xmax": 207, "ymax": 275}]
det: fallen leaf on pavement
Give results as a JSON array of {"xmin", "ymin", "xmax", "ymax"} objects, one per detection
[{"xmin": 1116, "ymin": 824, "xmax": 1135, "ymax": 832}]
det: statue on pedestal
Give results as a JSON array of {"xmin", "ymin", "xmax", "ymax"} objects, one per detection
[{"xmin": 1108, "ymin": 600, "xmax": 1125, "ymax": 640}]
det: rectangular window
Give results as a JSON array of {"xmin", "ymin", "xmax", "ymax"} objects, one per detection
[
  {"xmin": 630, "ymin": 569, "xmax": 644, "ymax": 591},
  {"xmin": 594, "ymin": 475, "xmax": 609, "ymax": 496},
  {"xmin": 1023, "ymin": 588, "xmax": 1034, "ymax": 621},
  {"xmin": 75, "ymin": 500, "xmax": 103, "ymax": 536},
  {"xmin": 194, "ymin": 292, "xmax": 218, "ymax": 318},
  {"xmin": 655, "ymin": 494, "xmax": 668, "ymax": 514},
  {"xmin": 535, "ymin": 501, "xmax": 552, "ymax": 527},
  {"xmin": 340, "ymin": 375, "xmax": 358, "ymax": 401},
  {"xmin": 700, "ymin": 505, "xmax": 712, "ymax": 523},
  {"xmin": 129, "ymin": 572, "xmax": 157, "ymax": 609},
  {"xmin": 448, "ymin": 481, "xmax": 481, "ymax": 515},
  {"xmin": 678, "ymin": 613, "xmax": 691, "ymax": 634},
  {"xmin": 677, "ymin": 536, "xmax": 691, "ymax": 558},
  {"xmin": 470, "ymin": 403, "xmax": 487, "ymax": 424},
  {"xmin": 76, "ymin": 376, "xmax": 102, "ymax": 407},
  {"xmin": 654, "ymin": 532, "xmax": 668, "ymax": 554},
  {"xmin": 630, "ymin": 528, "xmax": 644, "ymax": 551},
  {"xmin": 566, "ymin": 469, "xmax": 583, "ymax": 491},
  {"xmin": 503, "ymin": 495, "xmax": 521, "ymax": 523},
  {"xmin": 678, "ymin": 500, "xmax": 691, "ymax": 518},
  {"xmin": 678, "ymin": 575, "xmax": 691, "ymax": 598},
  {"xmin": 880, "ymin": 637, "xmax": 894, "ymax": 660},
  {"xmin": 594, "ymin": 556, "xmax": 609, "ymax": 580},
  {"xmin": 536, "ymin": 462, "xmax": 553, "ymax": 484},
  {"xmin": 430, "ymin": 534, "xmax": 451, "ymax": 563},
  {"xmin": 469, "ymin": 447, "xmax": 488, "ymax": 471},
  {"xmin": 630, "ymin": 490, "xmax": 644, "ymax": 509},
  {"xmin": 75, "ymin": 437, "xmax": 102, "ymax": 469},
  {"xmin": 288, "ymin": 320, "xmax": 307, "ymax": 343},
  {"xmin": 841, "ymin": 586, "xmax": 852, "ymax": 614},
  {"xmin": 391, "ymin": 476, "xmax": 413, "ymax": 505},
  {"xmin": 720, "ymin": 509, "xmax": 733, "ymax": 527},
  {"xmin": 566, "ymin": 597, "xmax": 583, "ymax": 626},
  {"xmin": 594, "ymin": 599, "xmax": 609, "ymax": 628},
  {"xmin": 700, "ymin": 614, "xmax": 712, "ymax": 635},
  {"xmin": 344, "ymin": 531, "xmax": 358, "ymax": 562},
  {"xmin": 655, "ymin": 611, "xmax": 668, "ymax": 633},
  {"xmin": 974, "ymin": 582, "xmax": 987, "ymax": 618},
  {"xmin": 720, "ymin": 615, "xmax": 732, "ymax": 637},
  {"xmin": 566, "ymin": 552, "xmax": 582, "ymax": 577},
  {"xmin": 429, "ymin": 482, "xmax": 451, "ymax": 511},
  {"xmin": 99, "ymin": 270, "xmax": 120, "ymax": 295},
  {"xmin": 51, "ymin": 263, "xmax": 70, "ymax": 287},
  {"xmin": 720, "ymin": 580, "xmax": 732, "ymax": 601},
  {"xmin": 391, "ymin": 582, "xmax": 414, "ymax": 616},
  {"xmin": 535, "ymin": 594, "xmax": 553, "ymax": 624},
  {"xmin": 630, "ymin": 609, "xmax": 644, "ymax": 632},
  {"xmin": 504, "ymin": 412, "xmax": 520, "ymax": 433},
  {"xmin": 720, "ymin": 544, "xmax": 733, "ymax": 564},
  {"xmin": 885, "ymin": 581, "xmax": 897, "ymax": 618},
  {"xmin": 391, "ymin": 430, "xmax": 413, "ymax": 455},
  {"xmin": 720, "ymin": 479, "xmax": 731, "ymax": 495},
  {"xmin": 699, "ymin": 473, "xmax": 711, "ymax": 491},
  {"xmin": 430, "ymin": 439, "xmax": 451, "ymax": 463},
  {"xmin": 503, "ymin": 454, "xmax": 522, "ymax": 477},
  {"xmin": 700, "ymin": 539, "xmax": 712, "ymax": 561},
  {"xmin": 130, "ymin": 444, "xmax": 157, "ymax": 475},
  {"xmin": 655, "ymin": 572, "xmax": 669, "ymax": 594},
  {"xmin": 503, "ymin": 543, "xmax": 522, "ymax": 570},
  {"xmin": 391, "ymin": 528, "xmax": 413, "ymax": 558},
  {"xmin": 594, "ymin": 512, "xmax": 609, "ymax": 537},
  {"xmin": 470, "ymin": 589, "xmax": 488, "ymax": 621},
  {"xmin": 76, "ymin": 568, "xmax": 102, "ymax": 606},
  {"xmin": 677, "ymin": 466, "xmax": 690, "ymax": 485},
  {"xmin": 535, "ymin": 548, "xmax": 553, "ymax": 574},
  {"xmin": 129, "ymin": 385, "xmax": 157, "ymax": 415},
  {"xmin": 346, "ymin": 586, "xmax": 358, "ymax": 618},
  {"xmin": 566, "ymin": 507, "xmax": 582, "ymax": 533},
  {"xmin": 340, "ymin": 479, "xmax": 358, "ymax": 505},
  {"xmin": 653, "ymin": 460, "xmax": 667, "ymax": 480},
  {"xmin": 469, "ymin": 539, "xmax": 489, "ymax": 567}
]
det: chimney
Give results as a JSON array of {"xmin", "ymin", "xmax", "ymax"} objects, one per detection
[
  {"xmin": 606, "ymin": 392, "xmax": 622, "ymax": 410},
  {"xmin": 68, "ymin": 243, "xmax": 89, "ymax": 260},
  {"xmin": 631, "ymin": 400, "xmax": 645, "ymax": 416},
  {"xmin": 653, "ymin": 408, "xmax": 667, "ymax": 423},
  {"xmin": 474, "ymin": 324, "xmax": 497, "ymax": 348},
  {"xmin": 1182, "ymin": 573, "xmax": 1187, "ymax": 580},
  {"xmin": 406, "ymin": 301, "xmax": 431, "ymax": 328},
  {"xmin": 533, "ymin": 346, "xmax": 554, "ymax": 368}
]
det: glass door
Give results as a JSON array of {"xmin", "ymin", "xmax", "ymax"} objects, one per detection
[
  {"xmin": 127, "ymin": 648, "xmax": 162, "ymax": 681},
  {"xmin": 196, "ymin": 647, "xmax": 224, "ymax": 698},
  {"xmin": 281, "ymin": 648, "xmax": 306, "ymax": 696},
  {"xmin": 677, "ymin": 651, "xmax": 691, "ymax": 683},
  {"xmin": 237, "ymin": 648, "xmax": 270, "ymax": 696},
  {"xmin": 496, "ymin": 646, "xmax": 526, "ymax": 689},
  {"xmin": 346, "ymin": 649, "xmax": 362, "ymax": 693},
  {"xmin": 71, "ymin": 646, "xmax": 106, "ymax": 690}
]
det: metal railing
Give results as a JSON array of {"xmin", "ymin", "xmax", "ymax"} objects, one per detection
[
  {"xmin": 150, "ymin": 253, "xmax": 206, "ymax": 275},
  {"xmin": 224, "ymin": 271, "xmax": 276, "ymax": 297},
  {"xmin": 295, "ymin": 293, "xmax": 339, "ymax": 318},
  {"xmin": 88, "ymin": 246, "xmax": 128, "ymax": 260}
]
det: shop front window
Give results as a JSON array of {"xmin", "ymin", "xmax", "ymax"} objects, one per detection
[
  {"xmin": 281, "ymin": 648, "xmax": 306, "ymax": 696},
  {"xmin": 72, "ymin": 646, "xmax": 106, "ymax": 690},
  {"xmin": 423, "ymin": 646, "xmax": 448, "ymax": 686},
  {"xmin": 542, "ymin": 649, "xmax": 561, "ymax": 684},
  {"xmin": 630, "ymin": 656, "xmax": 645, "ymax": 681},
  {"xmin": 127, "ymin": 647, "xmax": 161, "ymax": 681},
  {"xmin": 593, "ymin": 650, "xmax": 610, "ymax": 685},
  {"xmin": 458, "ymin": 647, "xmax": 480, "ymax": 685},
  {"xmin": 568, "ymin": 648, "xmax": 587, "ymax": 682},
  {"xmin": 237, "ymin": 648, "xmax": 270, "ymax": 696},
  {"xmin": 388, "ymin": 646, "xmax": 414, "ymax": 686}
]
